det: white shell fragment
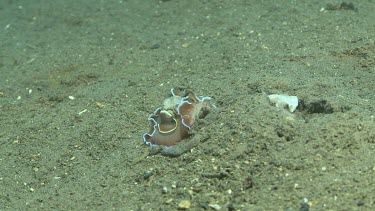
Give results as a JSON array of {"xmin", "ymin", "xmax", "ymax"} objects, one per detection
[{"xmin": 268, "ymin": 94, "xmax": 298, "ymax": 112}]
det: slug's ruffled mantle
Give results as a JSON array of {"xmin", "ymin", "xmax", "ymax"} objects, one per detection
[{"xmin": 143, "ymin": 88, "xmax": 213, "ymax": 148}]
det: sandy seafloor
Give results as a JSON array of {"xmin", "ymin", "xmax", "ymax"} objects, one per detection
[{"xmin": 0, "ymin": 0, "xmax": 374, "ymax": 210}]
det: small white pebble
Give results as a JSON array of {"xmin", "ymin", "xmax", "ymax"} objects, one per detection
[
  {"xmin": 303, "ymin": 198, "xmax": 309, "ymax": 203},
  {"xmin": 209, "ymin": 204, "xmax": 221, "ymax": 210}
]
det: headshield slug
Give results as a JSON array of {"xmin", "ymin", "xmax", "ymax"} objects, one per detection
[{"xmin": 143, "ymin": 88, "xmax": 213, "ymax": 147}]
